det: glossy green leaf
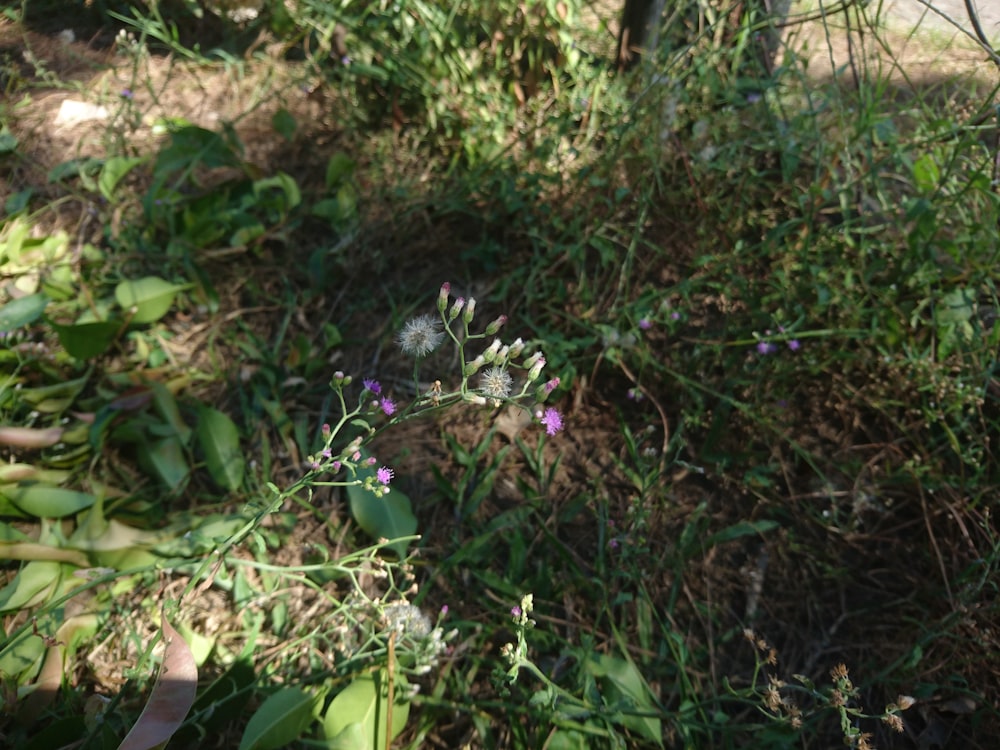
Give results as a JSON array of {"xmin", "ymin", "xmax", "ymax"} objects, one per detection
[
  {"xmin": 323, "ymin": 671, "xmax": 410, "ymax": 750},
  {"xmin": 238, "ymin": 687, "xmax": 320, "ymax": 750},
  {"xmin": 6, "ymin": 486, "xmax": 96, "ymax": 518},
  {"xmin": 115, "ymin": 277, "xmax": 189, "ymax": 324},
  {"xmin": 0, "ymin": 293, "xmax": 48, "ymax": 332},
  {"xmin": 345, "ymin": 455, "xmax": 417, "ymax": 558},
  {"xmin": 195, "ymin": 406, "xmax": 244, "ymax": 490},
  {"xmin": 150, "ymin": 381, "xmax": 192, "ymax": 443},
  {"xmin": 49, "ymin": 319, "xmax": 121, "ymax": 359}
]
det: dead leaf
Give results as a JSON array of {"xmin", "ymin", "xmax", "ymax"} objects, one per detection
[{"xmin": 118, "ymin": 614, "xmax": 198, "ymax": 750}]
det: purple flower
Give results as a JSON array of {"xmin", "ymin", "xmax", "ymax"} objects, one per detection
[
  {"xmin": 380, "ymin": 396, "xmax": 396, "ymax": 416},
  {"xmin": 511, "ymin": 606, "xmax": 522, "ymax": 617},
  {"xmin": 670, "ymin": 311, "xmax": 681, "ymax": 321},
  {"xmin": 788, "ymin": 339, "xmax": 801, "ymax": 351},
  {"xmin": 363, "ymin": 378, "xmax": 381, "ymax": 394},
  {"xmin": 440, "ymin": 605, "xmax": 449, "ymax": 616},
  {"xmin": 756, "ymin": 341, "xmax": 777, "ymax": 355},
  {"xmin": 376, "ymin": 466, "xmax": 394, "ymax": 485},
  {"xmin": 120, "ymin": 88, "xmax": 133, "ymax": 99},
  {"xmin": 544, "ymin": 377, "xmax": 560, "ymax": 394},
  {"xmin": 638, "ymin": 318, "xmax": 652, "ymax": 330},
  {"xmin": 540, "ymin": 408, "xmax": 564, "ymax": 436}
]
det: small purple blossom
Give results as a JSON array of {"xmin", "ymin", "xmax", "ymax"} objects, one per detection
[
  {"xmin": 120, "ymin": 88, "xmax": 133, "ymax": 99},
  {"xmin": 322, "ymin": 448, "xmax": 332, "ymax": 458},
  {"xmin": 540, "ymin": 407, "xmax": 564, "ymax": 436},
  {"xmin": 380, "ymin": 396, "xmax": 396, "ymax": 416},
  {"xmin": 788, "ymin": 339, "xmax": 801, "ymax": 351},
  {"xmin": 332, "ymin": 460, "xmax": 342, "ymax": 472},
  {"xmin": 376, "ymin": 466, "xmax": 394, "ymax": 485},
  {"xmin": 440, "ymin": 605, "xmax": 449, "ymax": 616},
  {"xmin": 756, "ymin": 341, "xmax": 777, "ymax": 355},
  {"xmin": 671, "ymin": 311, "xmax": 681, "ymax": 321},
  {"xmin": 363, "ymin": 378, "xmax": 381, "ymax": 394},
  {"xmin": 544, "ymin": 377, "xmax": 560, "ymax": 394},
  {"xmin": 638, "ymin": 318, "xmax": 652, "ymax": 330},
  {"xmin": 367, "ymin": 456, "xmax": 377, "ymax": 466},
  {"xmin": 352, "ymin": 451, "xmax": 361, "ymax": 461},
  {"xmin": 511, "ymin": 606, "xmax": 522, "ymax": 617}
]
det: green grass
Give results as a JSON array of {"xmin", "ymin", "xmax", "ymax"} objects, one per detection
[{"xmin": 1, "ymin": 0, "xmax": 999, "ymax": 748}]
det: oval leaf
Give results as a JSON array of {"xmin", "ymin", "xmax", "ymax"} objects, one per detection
[
  {"xmin": 195, "ymin": 406, "xmax": 244, "ymax": 491},
  {"xmin": 239, "ymin": 687, "xmax": 319, "ymax": 750},
  {"xmin": 115, "ymin": 277, "xmax": 188, "ymax": 324},
  {"xmin": 323, "ymin": 672, "xmax": 410, "ymax": 750},
  {"xmin": 0, "ymin": 293, "xmax": 49, "ymax": 332},
  {"xmin": 346, "ymin": 456, "xmax": 416, "ymax": 558},
  {"xmin": 7, "ymin": 486, "xmax": 96, "ymax": 518},
  {"xmin": 118, "ymin": 615, "xmax": 198, "ymax": 750}
]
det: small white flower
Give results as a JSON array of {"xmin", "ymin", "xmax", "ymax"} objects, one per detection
[
  {"xmin": 480, "ymin": 366, "xmax": 513, "ymax": 400},
  {"xmin": 397, "ymin": 314, "xmax": 445, "ymax": 357}
]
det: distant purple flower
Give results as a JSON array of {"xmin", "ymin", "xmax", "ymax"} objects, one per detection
[
  {"xmin": 380, "ymin": 396, "xmax": 396, "ymax": 416},
  {"xmin": 440, "ymin": 605, "xmax": 449, "ymax": 616},
  {"xmin": 367, "ymin": 456, "xmax": 377, "ymax": 466},
  {"xmin": 511, "ymin": 606, "xmax": 522, "ymax": 617},
  {"xmin": 376, "ymin": 466, "xmax": 394, "ymax": 485},
  {"xmin": 332, "ymin": 460, "xmax": 342, "ymax": 472},
  {"xmin": 638, "ymin": 318, "xmax": 652, "ymax": 330},
  {"xmin": 363, "ymin": 378, "xmax": 381, "ymax": 394},
  {"xmin": 609, "ymin": 538, "xmax": 620, "ymax": 550},
  {"xmin": 670, "ymin": 311, "xmax": 681, "ymax": 321},
  {"xmin": 756, "ymin": 341, "xmax": 777, "ymax": 355},
  {"xmin": 544, "ymin": 377, "xmax": 560, "ymax": 394},
  {"xmin": 540, "ymin": 408, "xmax": 564, "ymax": 436},
  {"xmin": 120, "ymin": 88, "xmax": 133, "ymax": 99},
  {"xmin": 788, "ymin": 339, "xmax": 801, "ymax": 351}
]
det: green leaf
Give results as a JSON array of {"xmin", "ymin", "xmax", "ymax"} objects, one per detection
[
  {"xmin": 323, "ymin": 671, "xmax": 410, "ymax": 750},
  {"xmin": 138, "ymin": 436, "xmax": 190, "ymax": 492},
  {"xmin": 5, "ymin": 486, "xmax": 96, "ymax": 518},
  {"xmin": 150, "ymin": 381, "xmax": 192, "ymax": 444},
  {"xmin": 324, "ymin": 152, "xmax": 355, "ymax": 189},
  {"xmin": 345, "ymin": 453, "xmax": 417, "ymax": 558},
  {"xmin": 705, "ymin": 520, "xmax": 779, "ymax": 547},
  {"xmin": 238, "ymin": 687, "xmax": 320, "ymax": 750},
  {"xmin": 49, "ymin": 319, "xmax": 120, "ymax": 359},
  {"xmin": 0, "ymin": 293, "xmax": 48, "ymax": 332},
  {"xmin": 115, "ymin": 276, "xmax": 189, "ymax": 324},
  {"xmin": 195, "ymin": 406, "xmax": 244, "ymax": 490},
  {"xmin": 912, "ymin": 153, "xmax": 940, "ymax": 193},
  {"xmin": 99, "ymin": 155, "xmax": 147, "ymax": 202},
  {"xmin": 271, "ymin": 108, "xmax": 297, "ymax": 141},
  {"xmin": 0, "ymin": 560, "xmax": 63, "ymax": 612},
  {"xmin": 586, "ymin": 653, "xmax": 662, "ymax": 744},
  {"xmin": 253, "ymin": 172, "xmax": 301, "ymax": 211}
]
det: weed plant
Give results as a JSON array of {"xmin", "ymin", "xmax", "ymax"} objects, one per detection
[{"xmin": 1, "ymin": 0, "xmax": 1000, "ymax": 748}]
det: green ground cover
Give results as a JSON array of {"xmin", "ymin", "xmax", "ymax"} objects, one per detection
[{"xmin": 1, "ymin": 0, "xmax": 999, "ymax": 747}]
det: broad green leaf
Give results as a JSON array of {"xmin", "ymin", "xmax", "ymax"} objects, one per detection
[
  {"xmin": 937, "ymin": 288, "xmax": 974, "ymax": 325},
  {"xmin": 0, "ymin": 625, "xmax": 45, "ymax": 683},
  {"xmin": 586, "ymin": 653, "xmax": 662, "ymax": 744},
  {"xmin": 5, "ymin": 486, "xmax": 96, "ymax": 518},
  {"xmin": 346, "ymin": 455, "xmax": 417, "ymax": 558},
  {"xmin": 195, "ymin": 406, "xmax": 244, "ymax": 490},
  {"xmin": 49, "ymin": 319, "xmax": 121, "ymax": 359},
  {"xmin": 547, "ymin": 729, "xmax": 591, "ymax": 749},
  {"xmin": 0, "ymin": 293, "xmax": 48, "ymax": 332},
  {"xmin": 272, "ymin": 108, "xmax": 297, "ymax": 141},
  {"xmin": 324, "ymin": 152, "xmax": 355, "ymax": 188},
  {"xmin": 0, "ymin": 560, "xmax": 63, "ymax": 612},
  {"xmin": 99, "ymin": 155, "xmax": 147, "ymax": 202},
  {"xmin": 138, "ymin": 436, "xmax": 190, "ymax": 492},
  {"xmin": 115, "ymin": 277, "xmax": 189, "ymax": 324},
  {"xmin": 238, "ymin": 687, "xmax": 320, "ymax": 750},
  {"xmin": 323, "ymin": 671, "xmax": 410, "ymax": 750},
  {"xmin": 119, "ymin": 615, "xmax": 198, "ymax": 750}
]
